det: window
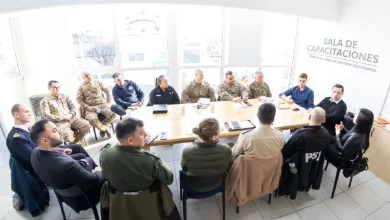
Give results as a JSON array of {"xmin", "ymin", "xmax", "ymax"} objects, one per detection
[
  {"xmin": 177, "ymin": 7, "xmax": 223, "ymax": 65},
  {"xmin": 117, "ymin": 7, "xmax": 168, "ymax": 68},
  {"xmin": 0, "ymin": 17, "xmax": 19, "ymax": 78},
  {"xmin": 68, "ymin": 8, "xmax": 116, "ymax": 68}
]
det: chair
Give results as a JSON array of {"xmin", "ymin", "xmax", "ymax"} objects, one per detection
[
  {"xmin": 179, "ymin": 170, "xmax": 226, "ymax": 220},
  {"xmin": 324, "ymin": 154, "xmax": 360, "ymax": 198},
  {"xmin": 53, "ymin": 185, "xmax": 100, "ymax": 220},
  {"xmin": 79, "ymin": 107, "xmax": 115, "ymax": 141}
]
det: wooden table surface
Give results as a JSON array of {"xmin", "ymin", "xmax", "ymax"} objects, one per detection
[{"xmin": 127, "ymin": 99, "xmax": 309, "ymax": 146}]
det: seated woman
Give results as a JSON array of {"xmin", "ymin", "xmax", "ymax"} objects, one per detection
[
  {"xmin": 325, "ymin": 108, "xmax": 374, "ymax": 167},
  {"xmin": 181, "ymin": 118, "xmax": 233, "ymax": 192},
  {"xmin": 148, "ymin": 75, "xmax": 180, "ymax": 106}
]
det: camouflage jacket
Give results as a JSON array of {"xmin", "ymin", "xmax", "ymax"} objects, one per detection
[
  {"xmin": 217, "ymin": 81, "xmax": 248, "ymax": 101},
  {"xmin": 181, "ymin": 80, "xmax": 216, "ymax": 104},
  {"xmin": 77, "ymin": 80, "xmax": 111, "ymax": 107},
  {"xmin": 40, "ymin": 94, "xmax": 76, "ymax": 123},
  {"xmin": 248, "ymin": 81, "xmax": 272, "ymax": 98}
]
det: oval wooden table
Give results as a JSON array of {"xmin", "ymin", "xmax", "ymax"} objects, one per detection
[{"xmin": 125, "ymin": 99, "xmax": 309, "ymax": 148}]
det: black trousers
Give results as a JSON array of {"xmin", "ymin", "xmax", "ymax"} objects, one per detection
[
  {"xmin": 325, "ymin": 143, "xmax": 343, "ymax": 167},
  {"xmin": 110, "ymin": 104, "xmax": 127, "ymax": 116}
]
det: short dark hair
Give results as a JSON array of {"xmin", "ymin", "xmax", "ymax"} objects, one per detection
[
  {"xmin": 48, "ymin": 80, "xmax": 59, "ymax": 89},
  {"xmin": 353, "ymin": 108, "xmax": 374, "ymax": 151},
  {"xmin": 112, "ymin": 73, "xmax": 120, "ymax": 79},
  {"xmin": 257, "ymin": 103, "xmax": 276, "ymax": 124},
  {"xmin": 299, "ymin": 73, "xmax": 308, "ymax": 79},
  {"xmin": 115, "ymin": 117, "xmax": 144, "ymax": 141},
  {"xmin": 11, "ymin": 104, "xmax": 20, "ymax": 116},
  {"xmin": 333, "ymin": 84, "xmax": 344, "ymax": 93},
  {"xmin": 30, "ymin": 119, "xmax": 50, "ymax": 146},
  {"xmin": 225, "ymin": 71, "xmax": 234, "ymax": 77}
]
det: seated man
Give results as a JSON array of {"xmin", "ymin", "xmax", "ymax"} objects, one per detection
[
  {"xmin": 77, "ymin": 71, "xmax": 116, "ymax": 138},
  {"xmin": 100, "ymin": 117, "xmax": 178, "ymax": 219},
  {"xmin": 30, "ymin": 120, "xmax": 104, "ymax": 215},
  {"xmin": 232, "ymin": 103, "xmax": 284, "ymax": 160},
  {"xmin": 316, "ymin": 84, "xmax": 347, "ymax": 136},
  {"xmin": 248, "ymin": 71, "xmax": 272, "ymax": 99},
  {"xmin": 279, "ymin": 107, "xmax": 331, "ymax": 198},
  {"xmin": 181, "ymin": 69, "xmax": 216, "ymax": 104},
  {"xmin": 218, "ymin": 71, "xmax": 248, "ymax": 102},
  {"xmin": 41, "ymin": 80, "xmax": 91, "ymax": 144},
  {"xmin": 279, "ymin": 73, "xmax": 314, "ymax": 110},
  {"xmin": 111, "ymin": 73, "xmax": 145, "ymax": 116}
]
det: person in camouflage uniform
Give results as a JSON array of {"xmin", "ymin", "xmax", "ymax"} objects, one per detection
[
  {"xmin": 248, "ymin": 71, "xmax": 272, "ymax": 98},
  {"xmin": 181, "ymin": 69, "xmax": 216, "ymax": 104},
  {"xmin": 77, "ymin": 71, "xmax": 116, "ymax": 138},
  {"xmin": 40, "ymin": 80, "xmax": 91, "ymax": 144},
  {"xmin": 217, "ymin": 71, "xmax": 249, "ymax": 101}
]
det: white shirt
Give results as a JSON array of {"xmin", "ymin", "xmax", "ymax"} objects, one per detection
[
  {"xmin": 13, "ymin": 124, "xmax": 30, "ymax": 132},
  {"xmin": 329, "ymin": 98, "xmax": 342, "ymax": 104}
]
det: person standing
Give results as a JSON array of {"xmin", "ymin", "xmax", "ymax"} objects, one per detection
[
  {"xmin": 148, "ymin": 75, "xmax": 180, "ymax": 105},
  {"xmin": 248, "ymin": 71, "xmax": 272, "ymax": 98},
  {"xmin": 316, "ymin": 84, "xmax": 347, "ymax": 136},
  {"xmin": 111, "ymin": 73, "xmax": 145, "ymax": 116},
  {"xmin": 181, "ymin": 69, "xmax": 216, "ymax": 104},
  {"xmin": 77, "ymin": 71, "xmax": 116, "ymax": 138},
  {"xmin": 279, "ymin": 73, "xmax": 314, "ymax": 109},
  {"xmin": 41, "ymin": 80, "xmax": 91, "ymax": 144},
  {"xmin": 218, "ymin": 71, "xmax": 248, "ymax": 102}
]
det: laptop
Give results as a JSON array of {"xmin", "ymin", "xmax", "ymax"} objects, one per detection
[{"xmin": 152, "ymin": 104, "xmax": 168, "ymax": 114}]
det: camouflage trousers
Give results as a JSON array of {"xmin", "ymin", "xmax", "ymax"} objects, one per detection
[
  {"xmin": 85, "ymin": 107, "xmax": 116, "ymax": 132},
  {"xmin": 57, "ymin": 116, "xmax": 91, "ymax": 144}
]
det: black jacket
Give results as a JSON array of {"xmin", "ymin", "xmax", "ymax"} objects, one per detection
[
  {"xmin": 337, "ymin": 130, "xmax": 366, "ymax": 160},
  {"xmin": 148, "ymin": 86, "xmax": 180, "ymax": 106},
  {"xmin": 316, "ymin": 97, "xmax": 347, "ymax": 135},
  {"xmin": 279, "ymin": 126, "xmax": 331, "ymax": 199},
  {"xmin": 31, "ymin": 148, "xmax": 104, "ymax": 212}
]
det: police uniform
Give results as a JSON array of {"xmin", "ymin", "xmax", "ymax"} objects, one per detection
[
  {"xmin": 100, "ymin": 145, "xmax": 174, "ymax": 192},
  {"xmin": 231, "ymin": 125, "xmax": 284, "ymax": 160},
  {"xmin": 248, "ymin": 81, "xmax": 272, "ymax": 99},
  {"xmin": 6, "ymin": 125, "xmax": 37, "ymax": 174},
  {"xmin": 76, "ymin": 80, "xmax": 116, "ymax": 132},
  {"xmin": 41, "ymin": 94, "xmax": 91, "ymax": 144},
  {"xmin": 181, "ymin": 80, "xmax": 216, "ymax": 104},
  {"xmin": 148, "ymin": 85, "xmax": 180, "ymax": 106},
  {"xmin": 217, "ymin": 81, "xmax": 249, "ymax": 101}
]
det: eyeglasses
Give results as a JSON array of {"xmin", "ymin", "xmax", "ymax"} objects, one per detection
[{"xmin": 51, "ymin": 86, "xmax": 61, "ymax": 90}]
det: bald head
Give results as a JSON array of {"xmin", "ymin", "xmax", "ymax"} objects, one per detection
[
  {"xmin": 194, "ymin": 69, "xmax": 204, "ymax": 83},
  {"xmin": 81, "ymin": 71, "xmax": 92, "ymax": 84},
  {"xmin": 309, "ymin": 107, "xmax": 326, "ymax": 125},
  {"xmin": 255, "ymin": 71, "xmax": 264, "ymax": 84},
  {"xmin": 11, "ymin": 104, "xmax": 32, "ymax": 124}
]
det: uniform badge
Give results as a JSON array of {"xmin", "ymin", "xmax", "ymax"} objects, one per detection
[
  {"xmin": 128, "ymin": 86, "xmax": 133, "ymax": 90},
  {"xmin": 13, "ymin": 133, "xmax": 20, "ymax": 138}
]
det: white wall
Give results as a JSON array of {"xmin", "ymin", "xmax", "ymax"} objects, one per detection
[
  {"xmin": 0, "ymin": 0, "xmax": 341, "ymax": 21},
  {"xmin": 293, "ymin": 0, "xmax": 390, "ymax": 116}
]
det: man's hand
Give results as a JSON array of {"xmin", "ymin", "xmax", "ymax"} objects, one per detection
[
  {"xmin": 285, "ymin": 98, "xmax": 294, "ymax": 104},
  {"xmin": 131, "ymin": 102, "xmax": 141, "ymax": 107},
  {"xmin": 101, "ymin": 103, "xmax": 108, "ymax": 108},
  {"xmin": 79, "ymin": 159, "xmax": 89, "ymax": 166},
  {"xmin": 242, "ymin": 97, "xmax": 248, "ymax": 102},
  {"xmin": 87, "ymin": 107, "xmax": 97, "ymax": 112},
  {"xmin": 64, "ymin": 148, "xmax": 72, "ymax": 155},
  {"xmin": 93, "ymin": 167, "xmax": 102, "ymax": 173},
  {"xmin": 335, "ymin": 121, "xmax": 344, "ymax": 134},
  {"xmin": 232, "ymin": 97, "xmax": 241, "ymax": 102}
]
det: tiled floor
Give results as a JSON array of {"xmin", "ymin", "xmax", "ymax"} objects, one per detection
[{"xmin": 1, "ymin": 134, "xmax": 390, "ymax": 220}]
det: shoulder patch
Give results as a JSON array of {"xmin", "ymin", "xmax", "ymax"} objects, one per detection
[{"xmin": 13, "ymin": 132, "xmax": 20, "ymax": 138}]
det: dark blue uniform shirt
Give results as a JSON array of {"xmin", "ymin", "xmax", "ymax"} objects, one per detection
[
  {"xmin": 279, "ymin": 86, "xmax": 314, "ymax": 109},
  {"xmin": 148, "ymin": 86, "xmax": 180, "ymax": 106},
  {"xmin": 112, "ymin": 80, "xmax": 145, "ymax": 109}
]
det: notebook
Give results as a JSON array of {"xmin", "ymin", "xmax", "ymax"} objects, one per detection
[
  {"xmin": 225, "ymin": 120, "xmax": 256, "ymax": 131},
  {"xmin": 152, "ymin": 104, "xmax": 168, "ymax": 114}
]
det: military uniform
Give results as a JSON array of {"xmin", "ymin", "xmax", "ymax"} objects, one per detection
[
  {"xmin": 181, "ymin": 80, "xmax": 216, "ymax": 104},
  {"xmin": 100, "ymin": 145, "xmax": 173, "ymax": 192},
  {"xmin": 41, "ymin": 94, "xmax": 91, "ymax": 144},
  {"xmin": 217, "ymin": 81, "xmax": 249, "ymax": 101},
  {"xmin": 248, "ymin": 81, "xmax": 272, "ymax": 98},
  {"xmin": 76, "ymin": 80, "xmax": 116, "ymax": 132},
  {"xmin": 232, "ymin": 125, "xmax": 284, "ymax": 160}
]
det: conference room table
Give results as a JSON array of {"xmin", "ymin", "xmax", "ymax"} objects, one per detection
[{"xmin": 127, "ymin": 98, "xmax": 309, "ymax": 148}]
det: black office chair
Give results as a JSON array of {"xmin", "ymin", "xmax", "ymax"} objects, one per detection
[
  {"xmin": 91, "ymin": 114, "xmax": 115, "ymax": 140},
  {"xmin": 179, "ymin": 170, "xmax": 226, "ymax": 220},
  {"xmin": 53, "ymin": 185, "xmax": 100, "ymax": 220}
]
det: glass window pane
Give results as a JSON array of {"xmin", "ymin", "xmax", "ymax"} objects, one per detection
[
  {"xmin": 177, "ymin": 6, "xmax": 223, "ymax": 65},
  {"xmin": 68, "ymin": 7, "xmax": 116, "ymax": 68},
  {"xmin": 180, "ymin": 68, "xmax": 221, "ymax": 92},
  {"xmin": 0, "ymin": 17, "xmax": 19, "ymax": 78},
  {"xmin": 117, "ymin": 7, "xmax": 168, "ymax": 68}
]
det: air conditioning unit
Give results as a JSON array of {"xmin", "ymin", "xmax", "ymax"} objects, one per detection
[{"xmin": 28, "ymin": 94, "xmax": 46, "ymax": 121}]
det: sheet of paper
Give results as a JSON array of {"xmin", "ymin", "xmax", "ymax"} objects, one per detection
[
  {"xmin": 197, "ymin": 98, "xmax": 211, "ymax": 105},
  {"xmin": 239, "ymin": 120, "xmax": 254, "ymax": 129}
]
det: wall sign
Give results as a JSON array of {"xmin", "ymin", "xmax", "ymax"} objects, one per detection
[{"xmin": 306, "ymin": 38, "xmax": 379, "ymax": 72}]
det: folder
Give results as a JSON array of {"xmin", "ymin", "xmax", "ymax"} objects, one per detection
[
  {"xmin": 152, "ymin": 104, "xmax": 168, "ymax": 114},
  {"xmin": 224, "ymin": 120, "xmax": 256, "ymax": 131}
]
